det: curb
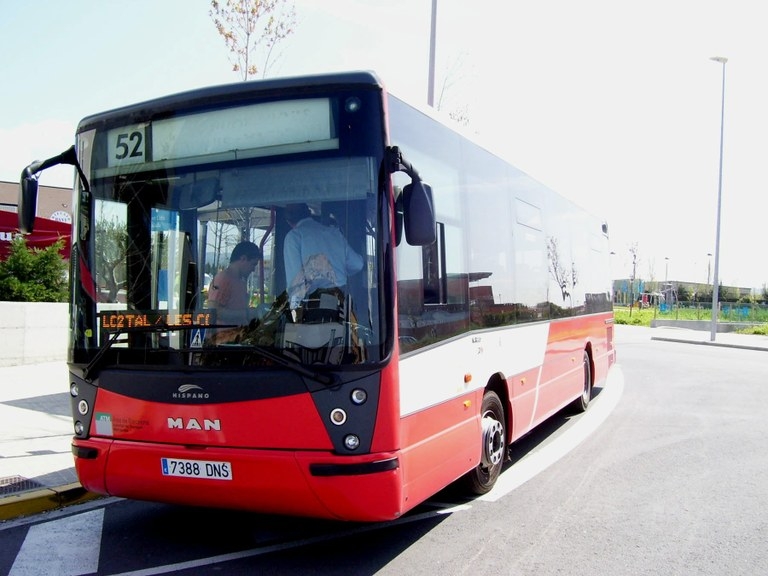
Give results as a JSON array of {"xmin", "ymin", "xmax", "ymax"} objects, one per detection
[
  {"xmin": 0, "ymin": 482, "xmax": 102, "ymax": 522},
  {"xmin": 650, "ymin": 336, "xmax": 768, "ymax": 353}
]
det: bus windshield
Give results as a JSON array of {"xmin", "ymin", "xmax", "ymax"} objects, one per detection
[{"xmin": 71, "ymin": 89, "xmax": 386, "ymax": 372}]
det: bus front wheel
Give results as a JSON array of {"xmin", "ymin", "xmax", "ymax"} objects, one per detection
[
  {"xmin": 569, "ymin": 351, "xmax": 592, "ymax": 414},
  {"xmin": 462, "ymin": 390, "xmax": 506, "ymax": 495}
]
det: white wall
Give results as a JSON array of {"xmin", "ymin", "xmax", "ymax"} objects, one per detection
[{"xmin": 0, "ymin": 302, "xmax": 68, "ymax": 366}]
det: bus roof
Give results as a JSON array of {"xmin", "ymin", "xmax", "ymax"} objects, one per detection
[{"xmin": 77, "ymin": 70, "xmax": 385, "ymax": 131}]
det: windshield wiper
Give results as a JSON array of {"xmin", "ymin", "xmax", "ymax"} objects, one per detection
[
  {"xmin": 205, "ymin": 343, "xmax": 337, "ymax": 386},
  {"xmin": 82, "ymin": 328, "xmax": 124, "ymax": 381}
]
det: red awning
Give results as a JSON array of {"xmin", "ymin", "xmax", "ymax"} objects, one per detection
[{"xmin": 0, "ymin": 210, "xmax": 71, "ymax": 260}]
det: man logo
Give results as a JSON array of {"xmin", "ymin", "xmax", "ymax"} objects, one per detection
[{"xmin": 167, "ymin": 417, "xmax": 221, "ymax": 431}]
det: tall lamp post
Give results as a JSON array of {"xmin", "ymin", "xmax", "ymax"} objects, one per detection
[
  {"xmin": 710, "ymin": 56, "xmax": 728, "ymax": 342},
  {"xmin": 427, "ymin": 0, "xmax": 437, "ymax": 107}
]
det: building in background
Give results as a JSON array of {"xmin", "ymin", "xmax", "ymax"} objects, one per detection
[{"xmin": 0, "ymin": 180, "xmax": 72, "ymax": 260}]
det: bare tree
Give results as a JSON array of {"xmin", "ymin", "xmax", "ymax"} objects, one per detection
[
  {"xmin": 447, "ymin": 104, "xmax": 470, "ymax": 127},
  {"xmin": 435, "ymin": 54, "xmax": 471, "ymax": 127},
  {"xmin": 547, "ymin": 236, "xmax": 577, "ymax": 304},
  {"xmin": 210, "ymin": 0, "xmax": 297, "ymax": 80}
]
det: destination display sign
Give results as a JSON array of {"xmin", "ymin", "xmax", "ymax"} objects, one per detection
[
  {"xmin": 106, "ymin": 98, "xmax": 334, "ymax": 169},
  {"xmin": 99, "ymin": 311, "xmax": 214, "ymax": 332}
]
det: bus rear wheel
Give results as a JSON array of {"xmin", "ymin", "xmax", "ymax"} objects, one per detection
[{"xmin": 462, "ymin": 390, "xmax": 506, "ymax": 495}]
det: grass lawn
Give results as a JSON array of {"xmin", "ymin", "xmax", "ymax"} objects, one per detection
[{"xmin": 613, "ymin": 305, "xmax": 768, "ymax": 335}]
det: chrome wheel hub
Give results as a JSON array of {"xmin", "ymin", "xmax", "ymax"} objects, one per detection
[{"xmin": 481, "ymin": 414, "xmax": 504, "ymax": 468}]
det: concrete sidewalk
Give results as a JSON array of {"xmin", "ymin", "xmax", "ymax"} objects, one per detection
[
  {"xmin": 0, "ymin": 361, "xmax": 98, "ymax": 521},
  {"xmin": 2, "ymin": 327, "xmax": 767, "ymax": 521}
]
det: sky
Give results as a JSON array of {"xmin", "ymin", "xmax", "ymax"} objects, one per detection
[{"xmin": 1, "ymin": 0, "xmax": 766, "ymax": 289}]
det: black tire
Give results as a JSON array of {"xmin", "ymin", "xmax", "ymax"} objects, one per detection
[
  {"xmin": 569, "ymin": 351, "xmax": 592, "ymax": 414},
  {"xmin": 462, "ymin": 391, "xmax": 506, "ymax": 495}
]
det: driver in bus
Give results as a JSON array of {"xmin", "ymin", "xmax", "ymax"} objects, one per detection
[
  {"xmin": 283, "ymin": 203, "xmax": 364, "ymax": 311},
  {"xmin": 207, "ymin": 240, "xmax": 262, "ymax": 325}
]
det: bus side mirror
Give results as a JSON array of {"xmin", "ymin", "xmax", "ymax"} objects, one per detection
[
  {"xmin": 403, "ymin": 180, "xmax": 436, "ymax": 246},
  {"xmin": 17, "ymin": 145, "xmax": 89, "ymax": 234},
  {"xmin": 18, "ymin": 172, "xmax": 39, "ymax": 234}
]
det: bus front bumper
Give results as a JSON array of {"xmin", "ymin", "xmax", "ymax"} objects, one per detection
[{"xmin": 72, "ymin": 439, "xmax": 403, "ymax": 522}]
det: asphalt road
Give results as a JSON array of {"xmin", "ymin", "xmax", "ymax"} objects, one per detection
[{"xmin": 1, "ymin": 325, "xmax": 766, "ymax": 576}]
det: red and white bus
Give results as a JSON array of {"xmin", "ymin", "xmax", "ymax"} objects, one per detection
[{"xmin": 20, "ymin": 71, "xmax": 615, "ymax": 522}]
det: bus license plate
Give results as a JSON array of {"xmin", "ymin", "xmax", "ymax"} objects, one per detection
[{"xmin": 161, "ymin": 457, "xmax": 232, "ymax": 480}]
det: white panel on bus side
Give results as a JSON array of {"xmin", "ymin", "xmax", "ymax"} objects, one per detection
[{"xmin": 398, "ymin": 322, "xmax": 550, "ymax": 417}]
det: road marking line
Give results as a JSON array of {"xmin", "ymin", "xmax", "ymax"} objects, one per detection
[{"xmin": 10, "ymin": 509, "xmax": 103, "ymax": 576}]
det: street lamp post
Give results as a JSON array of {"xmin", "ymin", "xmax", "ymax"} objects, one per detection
[
  {"xmin": 710, "ymin": 56, "xmax": 728, "ymax": 342},
  {"xmin": 629, "ymin": 247, "xmax": 638, "ymax": 316},
  {"xmin": 427, "ymin": 0, "xmax": 437, "ymax": 107}
]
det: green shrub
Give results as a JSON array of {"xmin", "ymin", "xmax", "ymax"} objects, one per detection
[
  {"xmin": 613, "ymin": 307, "xmax": 654, "ymax": 326},
  {"xmin": 0, "ymin": 237, "xmax": 68, "ymax": 302}
]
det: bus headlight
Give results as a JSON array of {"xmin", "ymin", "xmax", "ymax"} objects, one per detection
[
  {"xmin": 343, "ymin": 434, "xmax": 360, "ymax": 450},
  {"xmin": 350, "ymin": 388, "xmax": 367, "ymax": 405},
  {"xmin": 77, "ymin": 400, "xmax": 89, "ymax": 415},
  {"xmin": 330, "ymin": 408, "xmax": 347, "ymax": 425},
  {"xmin": 74, "ymin": 421, "xmax": 84, "ymax": 435},
  {"xmin": 70, "ymin": 382, "xmax": 79, "ymax": 397}
]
